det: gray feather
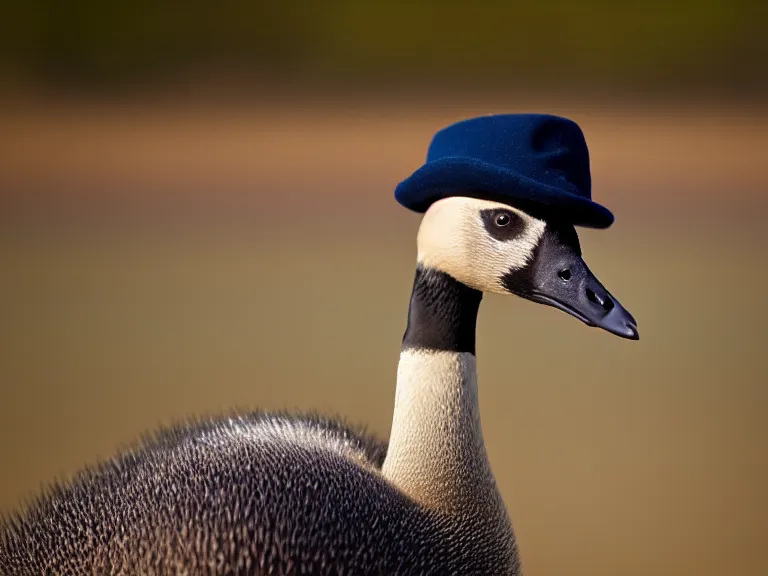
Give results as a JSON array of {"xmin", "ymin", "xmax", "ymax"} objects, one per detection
[{"xmin": 0, "ymin": 410, "xmax": 517, "ymax": 575}]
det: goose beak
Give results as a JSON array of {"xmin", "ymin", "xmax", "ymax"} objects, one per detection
[
  {"xmin": 503, "ymin": 224, "xmax": 639, "ymax": 340},
  {"xmin": 526, "ymin": 263, "xmax": 639, "ymax": 340}
]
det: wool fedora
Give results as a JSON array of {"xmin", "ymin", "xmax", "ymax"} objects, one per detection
[{"xmin": 394, "ymin": 114, "xmax": 614, "ymax": 228}]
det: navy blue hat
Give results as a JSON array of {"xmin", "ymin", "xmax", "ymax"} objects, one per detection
[{"xmin": 394, "ymin": 114, "xmax": 614, "ymax": 228}]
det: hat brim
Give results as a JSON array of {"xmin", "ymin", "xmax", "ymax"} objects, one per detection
[{"xmin": 394, "ymin": 157, "xmax": 614, "ymax": 229}]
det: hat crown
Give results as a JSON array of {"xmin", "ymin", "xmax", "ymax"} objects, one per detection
[
  {"xmin": 394, "ymin": 113, "xmax": 613, "ymax": 228},
  {"xmin": 426, "ymin": 114, "xmax": 592, "ymax": 199}
]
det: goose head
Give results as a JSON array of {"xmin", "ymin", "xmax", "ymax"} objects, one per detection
[{"xmin": 417, "ymin": 196, "xmax": 639, "ymax": 340}]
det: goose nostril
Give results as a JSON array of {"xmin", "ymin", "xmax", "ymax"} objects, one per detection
[
  {"xmin": 586, "ymin": 288, "xmax": 615, "ymax": 311},
  {"xmin": 557, "ymin": 269, "xmax": 572, "ymax": 281}
]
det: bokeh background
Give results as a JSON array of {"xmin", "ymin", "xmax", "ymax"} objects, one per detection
[{"xmin": 1, "ymin": 2, "xmax": 766, "ymax": 575}]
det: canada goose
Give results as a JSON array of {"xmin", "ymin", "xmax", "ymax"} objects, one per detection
[{"xmin": 0, "ymin": 114, "xmax": 638, "ymax": 575}]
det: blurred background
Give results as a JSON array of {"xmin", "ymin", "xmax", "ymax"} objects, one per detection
[{"xmin": 0, "ymin": 2, "xmax": 766, "ymax": 575}]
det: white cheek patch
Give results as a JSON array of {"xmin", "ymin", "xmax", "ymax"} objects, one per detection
[
  {"xmin": 416, "ymin": 198, "xmax": 471, "ymax": 278},
  {"xmin": 416, "ymin": 197, "xmax": 546, "ymax": 294}
]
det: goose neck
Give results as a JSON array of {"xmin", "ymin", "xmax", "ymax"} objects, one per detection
[{"xmin": 382, "ymin": 266, "xmax": 498, "ymax": 512}]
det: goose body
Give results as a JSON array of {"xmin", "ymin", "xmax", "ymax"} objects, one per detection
[
  {"xmin": 0, "ymin": 265, "xmax": 518, "ymax": 575},
  {"xmin": 0, "ymin": 115, "xmax": 638, "ymax": 575}
]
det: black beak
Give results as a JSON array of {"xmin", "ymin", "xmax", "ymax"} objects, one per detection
[
  {"xmin": 503, "ymin": 224, "xmax": 639, "ymax": 340},
  {"xmin": 526, "ymin": 264, "xmax": 639, "ymax": 340}
]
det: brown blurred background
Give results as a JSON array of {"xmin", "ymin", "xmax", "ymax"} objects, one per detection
[{"xmin": 0, "ymin": 2, "xmax": 767, "ymax": 575}]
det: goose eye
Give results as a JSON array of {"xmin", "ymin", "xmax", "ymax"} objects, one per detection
[
  {"xmin": 481, "ymin": 208, "xmax": 524, "ymax": 241},
  {"xmin": 494, "ymin": 212, "xmax": 511, "ymax": 227}
]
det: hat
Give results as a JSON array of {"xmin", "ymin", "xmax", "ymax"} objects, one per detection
[{"xmin": 394, "ymin": 114, "xmax": 614, "ymax": 228}]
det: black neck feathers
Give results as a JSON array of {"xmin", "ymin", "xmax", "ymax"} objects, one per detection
[{"xmin": 401, "ymin": 266, "xmax": 483, "ymax": 354}]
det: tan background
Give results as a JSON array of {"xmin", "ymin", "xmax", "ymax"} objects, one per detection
[
  {"xmin": 1, "ymin": 3, "xmax": 767, "ymax": 572},
  {"xmin": 1, "ymin": 99, "xmax": 766, "ymax": 576}
]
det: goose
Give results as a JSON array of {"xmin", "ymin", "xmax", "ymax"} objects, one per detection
[{"xmin": 0, "ymin": 114, "xmax": 638, "ymax": 575}]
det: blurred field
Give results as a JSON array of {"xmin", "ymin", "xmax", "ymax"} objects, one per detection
[{"xmin": 0, "ymin": 102, "xmax": 767, "ymax": 576}]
